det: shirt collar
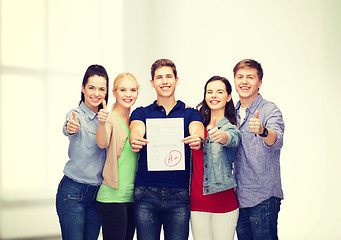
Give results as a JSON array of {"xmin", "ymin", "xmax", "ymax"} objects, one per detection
[
  {"xmin": 80, "ymin": 102, "xmax": 97, "ymax": 120},
  {"xmin": 236, "ymin": 94, "xmax": 263, "ymax": 114},
  {"xmin": 151, "ymin": 100, "xmax": 162, "ymax": 110},
  {"xmin": 151, "ymin": 100, "xmax": 185, "ymax": 111}
]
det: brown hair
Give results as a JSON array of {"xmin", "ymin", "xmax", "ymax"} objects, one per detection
[
  {"xmin": 151, "ymin": 59, "xmax": 177, "ymax": 80},
  {"xmin": 197, "ymin": 76, "xmax": 237, "ymax": 127},
  {"xmin": 80, "ymin": 64, "xmax": 109, "ymax": 110},
  {"xmin": 233, "ymin": 59, "xmax": 263, "ymax": 80}
]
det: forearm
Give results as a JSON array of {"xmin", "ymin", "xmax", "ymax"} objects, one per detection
[
  {"xmin": 129, "ymin": 120, "xmax": 147, "ymax": 152},
  {"xmin": 182, "ymin": 121, "xmax": 204, "ymax": 150},
  {"xmin": 129, "ymin": 121, "xmax": 145, "ymax": 139},
  {"xmin": 189, "ymin": 121, "xmax": 204, "ymax": 139},
  {"xmin": 262, "ymin": 128, "xmax": 277, "ymax": 146},
  {"xmin": 96, "ymin": 123, "xmax": 108, "ymax": 149}
]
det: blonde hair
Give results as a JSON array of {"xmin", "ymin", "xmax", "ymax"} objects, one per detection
[{"xmin": 112, "ymin": 72, "xmax": 140, "ymax": 109}]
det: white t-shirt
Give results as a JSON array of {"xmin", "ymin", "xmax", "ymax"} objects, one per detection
[{"xmin": 239, "ymin": 107, "xmax": 246, "ymax": 125}]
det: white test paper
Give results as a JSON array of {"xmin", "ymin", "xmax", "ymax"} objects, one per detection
[{"xmin": 146, "ymin": 118, "xmax": 185, "ymax": 171}]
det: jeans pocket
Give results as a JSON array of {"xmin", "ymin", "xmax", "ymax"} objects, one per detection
[
  {"xmin": 176, "ymin": 189, "xmax": 190, "ymax": 203},
  {"xmin": 134, "ymin": 186, "xmax": 147, "ymax": 201},
  {"xmin": 64, "ymin": 190, "xmax": 83, "ymax": 201},
  {"xmin": 59, "ymin": 183, "xmax": 84, "ymax": 202}
]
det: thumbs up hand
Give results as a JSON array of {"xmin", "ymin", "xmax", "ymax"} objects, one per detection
[
  {"xmin": 208, "ymin": 118, "xmax": 227, "ymax": 144},
  {"xmin": 98, "ymin": 100, "xmax": 109, "ymax": 125},
  {"xmin": 249, "ymin": 110, "xmax": 264, "ymax": 135},
  {"xmin": 67, "ymin": 111, "xmax": 80, "ymax": 134}
]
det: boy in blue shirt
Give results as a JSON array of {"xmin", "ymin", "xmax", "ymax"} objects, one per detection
[
  {"xmin": 129, "ymin": 58, "xmax": 204, "ymax": 240},
  {"xmin": 233, "ymin": 59, "xmax": 285, "ymax": 240}
]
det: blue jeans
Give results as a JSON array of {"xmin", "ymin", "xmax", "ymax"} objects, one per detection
[
  {"xmin": 134, "ymin": 186, "xmax": 190, "ymax": 240},
  {"xmin": 236, "ymin": 197, "xmax": 281, "ymax": 240},
  {"xmin": 56, "ymin": 175, "xmax": 101, "ymax": 240}
]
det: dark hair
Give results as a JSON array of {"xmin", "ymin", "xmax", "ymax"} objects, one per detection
[
  {"xmin": 151, "ymin": 59, "xmax": 177, "ymax": 79},
  {"xmin": 197, "ymin": 76, "xmax": 237, "ymax": 127},
  {"xmin": 79, "ymin": 64, "xmax": 109, "ymax": 110},
  {"xmin": 233, "ymin": 59, "xmax": 263, "ymax": 81}
]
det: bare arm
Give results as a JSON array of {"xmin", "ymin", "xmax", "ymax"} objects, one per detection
[
  {"xmin": 129, "ymin": 120, "xmax": 149, "ymax": 152},
  {"xmin": 96, "ymin": 121, "xmax": 109, "ymax": 149},
  {"xmin": 182, "ymin": 121, "xmax": 205, "ymax": 150},
  {"xmin": 259, "ymin": 128, "xmax": 277, "ymax": 146},
  {"xmin": 96, "ymin": 101, "xmax": 109, "ymax": 149}
]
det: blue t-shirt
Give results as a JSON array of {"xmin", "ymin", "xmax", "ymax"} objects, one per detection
[
  {"xmin": 62, "ymin": 102, "xmax": 106, "ymax": 186},
  {"xmin": 130, "ymin": 100, "xmax": 203, "ymax": 188}
]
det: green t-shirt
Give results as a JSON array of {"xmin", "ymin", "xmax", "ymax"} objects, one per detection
[{"xmin": 96, "ymin": 113, "xmax": 137, "ymax": 203}]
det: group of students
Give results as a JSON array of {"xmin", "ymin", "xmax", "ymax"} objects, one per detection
[{"xmin": 55, "ymin": 58, "xmax": 285, "ymax": 240}]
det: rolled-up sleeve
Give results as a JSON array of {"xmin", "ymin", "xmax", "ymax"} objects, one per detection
[
  {"xmin": 263, "ymin": 104, "xmax": 284, "ymax": 151},
  {"xmin": 222, "ymin": 125, "xmax": 241, "ymax": 148}
]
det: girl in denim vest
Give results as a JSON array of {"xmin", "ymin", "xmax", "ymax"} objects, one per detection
[{"xmin": 190, "ymin": 76, "xmax": 241, "ymax": 240}]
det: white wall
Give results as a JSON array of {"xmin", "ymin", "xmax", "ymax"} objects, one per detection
[
  {"xmin": 0, "ymin": 0, "xmax": 340, "ymax": 239},
  {"xmin": 124, "ymin": 1, "xmax": 341, "ymax": 239},
  {"xmin": 0, "ymin": 0, "xmax": 124, "ymax": 238}
]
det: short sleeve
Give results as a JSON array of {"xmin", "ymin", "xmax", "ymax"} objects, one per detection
[
  {"xmin": 130, "ymin": 107, "xmax": 146, "ymax": 123},
  {"xmin": 186, "ymin": 108, "xmax": 203, "ymax": 123}
]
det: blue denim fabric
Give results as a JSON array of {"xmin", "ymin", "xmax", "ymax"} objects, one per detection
[
  {"xmin": 134, "ymin": 186, "xmax": 190, "ymax": 240},
  {"xmin": 203, "ymin": 117, "xmax": 241, "ymax": 195},
  {"xmin": 56, "ymin": 175, "xmax": 101, "ymax": 240},
  {"xmin": 236, "ymin": 197, "xmax": 281, "ymax": 240}
]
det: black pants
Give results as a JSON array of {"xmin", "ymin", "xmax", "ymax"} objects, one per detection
[{"xmin": 97, "ymin": 202, "xmax": 135, "ymax": 240}]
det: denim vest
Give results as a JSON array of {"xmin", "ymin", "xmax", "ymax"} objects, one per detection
[{"xmin": 203, "ymin": 117, "xmax": 241, "ymax": 195}]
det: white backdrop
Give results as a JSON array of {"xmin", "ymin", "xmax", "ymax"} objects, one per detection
[
  {"xmin": 123, "ymin": 1, "xmax": 341, "ymax": 239},
  {"xmin": 0, "ymin": 0, "xmax": 340, "ymax": 239}
]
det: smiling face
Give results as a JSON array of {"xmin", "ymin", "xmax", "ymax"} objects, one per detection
[
  {"xmin": 234, "ymin": 67, "xmax": 262, "ymax": 107},
  {"xmin": 150, "ymin": 66, "xmax": 178, "ymax": 99},
  {"xmin": 205, "ymin": 80, "xmax": 232, "ymax": 112},
  {"xmin": 81, "ymin": 75, "xmax": 107, "ymax": 113},
  {"xmin": 113, "ymin": 77, "xmax": 139, "ymax": 109}
]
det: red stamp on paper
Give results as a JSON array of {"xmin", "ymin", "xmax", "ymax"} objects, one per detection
[{"xmin": 164, "ymin": 150, "xmax": 182, "ymax": 167}]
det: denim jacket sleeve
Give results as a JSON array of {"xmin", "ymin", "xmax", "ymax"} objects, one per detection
[
  {"xmin": 203, "ymin": 118, "xmax": 240, "ymax": 195},
  {"xmin": 221, "ymin": 122, "xmax": 241, "ymax": 148}
]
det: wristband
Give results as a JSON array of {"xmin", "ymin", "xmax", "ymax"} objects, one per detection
[
  {"xmin": 199, "ymin": 137, "xmax": 204, "ymax": 150},
  {"xmin": 258, "ymin": 127, "xmax": 269, "ymax": 137}
]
